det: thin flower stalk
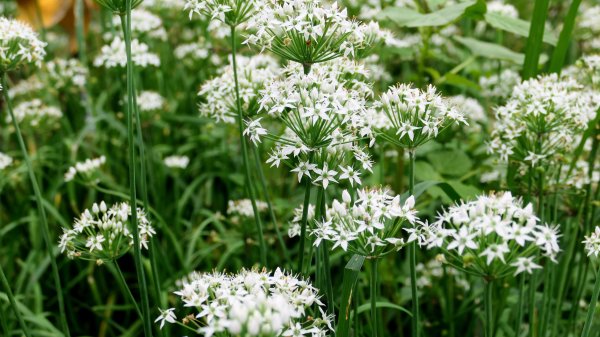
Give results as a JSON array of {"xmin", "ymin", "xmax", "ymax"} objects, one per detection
[
  {"xmin": 231, "ymin": 25, "xmax": 267, "ymax": 266},
  {"xmin": 0, "ymin": 263, "xmax": 32, "ymax": 337},
  {"xmin": 119, "ymin": 5, "xmax": 153, "ymax": 336},
  {"xmin": 2, "ymin": 73, "xmax": 71, "ymax": 337}
]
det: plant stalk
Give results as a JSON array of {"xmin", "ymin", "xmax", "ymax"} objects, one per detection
[
  {"xmin": 370, "ymin": 258, "xmax": 379, "ymax": 337},
  {"xmin": 0, "ymin": 263, "xmax": 31, "ymax": 337},
  {"xmin": 408, "ymin": 148, "xmax": 420, "ymax": 337},
  {"xmin": 580, "ymin": 266, "xmax": 600, "ymax": 337},
  {"xmin": 2, "ymin": 73, "xmax": 70, "ymax": 337}
]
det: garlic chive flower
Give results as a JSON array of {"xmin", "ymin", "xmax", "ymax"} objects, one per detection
[
  {"xmin": 377, "ymin": 83, "xmax": 467, "ymax": 149},
  {"xmin": 111, "ymin": 8, "xmax": 167, "ymax": 40},
  {"xmin": 311, "ymin": 189, "xmax": 417, "ymax": 257},
  {"xmin": 45, "ymin": 58, "xmax": 88, "ymax": 90},
  {"xmin": 0, "ymin": 18, "xmax": 46, "ymax": 72},
  {"xmin": 421, "ymin": 192, "xmax": 560, "ymax": 277},
  {"xmin": 94, "ymin": 37, "xmax": 160, "ymax": 68},
  {"xmin": 93, "ymin": 0, "xmax": 144, "ymax": 15},
  {"xmin": 163, "ymin": 155, "xmax": 190, "ymax": 169},
  {"xmin": 6, "ymin": 99, "xmax": 62, "ymax": 128},
  {"xmin": 245, "ymin": 0, "xmax": 386, "ymax": 67},
  {"xmin": 479, "ymin": 69, "xmax": 521, "ymax": 101},
  {"xmin": 487, "ymin": 74, "xmax": 600, "ymax": 166},
  {"xmin": 227, "ymin": 199, "xmax": 268, "ymax": 218},
  {"xmin": 162, "ymin": 268, "xmax": 333, "ymax": 336},
  {"xmin": 199, "ymin": 55, "xmax": 281, "ymax": 124},
  {"xmin": 64, "ymin": 156, "xmax": 107, "ymax": 182},
  {"xmin": 137, "ymin": 90, "xmax": 165, "ymax": 112},
  {"xmin": 249, "ymin": 59, "xmax": 376, "ymax": 189},
  {"xmin": 0, "ymin": 152, "xmax": 12, "ymax": 170},
  {"xmin": 288, "ymin": 204, "xmax": 316, "ymax": 238},
  {"xmin": 583, "ymin": 227, "xmax": 600, "ymax": 258},
  {"xmin": 184, "ymin": 0, "xmax": 258, "ymax": 26},
  {"xmin": 59, "ymin": 201, "xmax": 155, "ymax": 263}
]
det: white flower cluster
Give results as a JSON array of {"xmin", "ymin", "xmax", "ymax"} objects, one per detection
[
  {"xmin": 64, "ymin": 156, "xmax": 107, "ymax": 182},
  {"xmin": 487, "ymin": 74, "xmax": 600, "ymax": 164},
  {"xmin": 421, "ymin": 192, "xmax": 560, "ymax": 277},
  {"xmin": 575, "ymin": 54, "xmax": 600, "ymax": 87},
  {"xmin": 343, "ymin": 0, "xmax": 413, "ymax": 19},
  {"xmin": 227, "ymin": 199, "xmax": 268, "ymax": 218},
  {"xmin": 164, "ymin": 155, "xmax": 190, "ymax": 169},
  {"xmin": 479, "ymin": 69, "xmax": 521, "ymax": 100},
  {"xmin": 94, "ymin": 37, "xmax": 160, "ymax": 68},
  {"xmin": 138, "ymin": 91, "xmax": 165, "ymax": 112},
  {"xmin": 45, "ymin": 58, "xmax": 88, "ymax": 89},
  {"xmin": 7, "ymin": 99, "xmax": 62, "ymax": 127},
  {"xmin": 447, "ymin": 95, "xmax": 487, "ymax": 131},
  {"xmin": 199, "ymin": 55, "xmax": 281, "ymax": 123},
  {"xmin": 174, "ymin": 40, "xmax": 219, "ymax": 66},
  {"xmin": 184, "ymin": 0, "xmax": 257, "ymax": 25},
  {"xmin": 7, "ymin": 75, "xmax": 43, "ymax": 99},
  {"xmin": 583, "ymin": 227, "xmax": 600, "ymax": 258},
  {"xmin": 59, "ymin": 201, "xmax": 155, "ymax": 262},
  {"xmin": 112, "ymin": 8, "xmax": 167, "ymax": 40},
  {"xmin": 142, "ymin": 0, "xmax": 186, "ymax": 10},
  {"xmin": 578, "ymin": 5, "xmax": 600, "ymax": 51},
  {"xmin": 378, "ymin": 84, "xmax": 467, "ymax": 149},
  {"xmin": 0, "ymin": 18, "xmax": 46, "ymax": 71},
  {"xmin": 288, "ymin": 204, "xmax": 316, "ymax": 238},
  {"xmin": 245, "ymin": 0, "xmax": 387, "ymax": 63},
  {"xmin": 160, "ymin": 268, "xmax": 333, "ymax": 336},
  {"xmin": 487, "ymin": 0, "xmax": 519, "ymax": 18},
  {"xmin": 249, "ymin": 59, "xmax": 376, "ymax": 189},
  {"xmin": 311, "ymin": 189, "xmax": 417, "ymax": 257},
  {"xmin": 0, "ymin": 152, "xmax": 13, "ymax": 170}
]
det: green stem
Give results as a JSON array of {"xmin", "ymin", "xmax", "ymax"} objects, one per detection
[
  {"xmin": 522, "ymin": 0, "xmax": 550, "ymax": 79},
  {"xmin": 581, "ymin": 266, "xmax": 600, "ymax": 337},
  {"xmin": 408, "ymin": 148, "xmax": 420, "ymax": 337},
  {"xmin": 297, "ymin": 179, "xmax": 312, "ymax": 274},
  {"xmin": 2, "ymin": 73, "xmax": 70, "ymax": 337},
  {"xmin": 114, "ymin": 262, "xmax": 142, "ymax": 318},
  {"xmin": 120, "ymin": 8, "xmax": 153, "ymax": 336},
  {"xmin": 251, "ymin": 145, "xmax": 290, "ymax": 263},
  {"xmin": 515, "ymin": 274, "xmax": 526, "ymax": 337},
  {"xmin": 370, "ymin": 258, "xmax": 379, "ymax": 337},
  {"xmin": 485, "ymin": 280, "xmax": 494, "ymax": 337},
  {"xmin": 529, "ymin": 272, "xmax": 537, "ymax": 337},
  {"xmin": 74, "ymin": 0, "xmax": 87, "ymax": 66},
  {"xmin": 548, "ymin": 0, "xmax": 582, "ymax": 73},
  {"xmin": 0, "ymin": 263, "xmax": 31, "ymax": 337},
  {"xmin": 230, "ymin": 25, "xmax": 267, "ymax": 266}
]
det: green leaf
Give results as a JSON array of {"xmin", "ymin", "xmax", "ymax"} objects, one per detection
[
  {"xmin": 377, "ymin": 1, "xmax": 477, "ymax": 27},
  {"xmin": 522, "ymin": 0, "xmax": 551, "ymax": 79},
  {"xmin": 441, "ymin": 73, "xmax": 481, "ymax": 92},
  {"xmin": 400, "ymin": 181, "xmax": 462, "ymax": 202},
  {"xmin": 426, "ymin": 149, "xmax": 473, "ymax": 177},
  {"xmin": 549, "ymin": 0, "xmax": 582, "ymax": 72},
  {"xmin": 454, "ymin": 36, "xmax": 524, "ymax": 64},
  {"xmin": 485, "ymin": 12, "xmax": 557, "ymax": 46},
  {"xmin": 355, "ymin": 301, "xmax": 413, "ymax": 317},
  {"xmin": 336, "ymin": 254, "xmax": 365, "ymax": 337}
]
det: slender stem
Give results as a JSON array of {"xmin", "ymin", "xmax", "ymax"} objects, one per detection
[
  {"xmin": 2, "ymin": 73, "xmax": 70, "ymax": 337},
  {"xmin": 581, "ymin": 266, "xmax": 600, "ymax": 337},
  {"xmin": 230, "ymin": 25, "xmax": 267, "ymax": 266},
  {"xmin": 485, "ymin": 280, "xmax": 494, "ymax": 337},
  {"xmin": 0, "ymin": 263, "xmax": 31, "ymax": 337},
  {"xmin": 120, "ymin": 8, "xmax": 153, "ymax": 336},
  {"xmin": 251, "ymin": 145, "xmax": 290, "ymax": 263},
  {"xmin": 297, "ymin": 179, "xmax": 312, "ymax": 274},
  {"xmin": 74, "ymin": 0, "xmax": 87, "ymax": 66},
  {"xmin": 114, "ymin": 262, "xmax": 142, "ymax": 318},
  {"xmin": 370, "ymin": 258, "xmax": 379, "ymax": 337},
  {"xmin": 515, "ymin": 274, "xmax": 526, "ymax": 337},
  {"xmin": 408, "ymin": 148, "xmax": 420, "ymax": 337},
  {"xmin": 528, "ymin": 272, "xmax": 537, "ymax": 337}
]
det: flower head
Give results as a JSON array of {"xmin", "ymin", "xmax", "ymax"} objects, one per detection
[
  {"xmin": 59, "ymin": 201, "xmax": 155, "ymax": 262},
  {"xmin": 583, "ymin": 227, "xmax": 600, "ymax": 258},
  {"xmin": 94, "ymin": 37, "xmax": 160, "ymax": 68},
  {"xmin": 64, "ymin": 156, "xmax": 107, "ymax": 182},
  {"xmin": 0, "ymin": 18, "xmax": 46, "ymax": 71}
]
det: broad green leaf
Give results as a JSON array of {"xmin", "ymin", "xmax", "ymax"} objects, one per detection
[
  {"xmin": 454, "ymin": 36, "xmax": 524, "ymax": 64},
  {"xmin": 441, "ymin": 73, "xmax": 481, "ymax": 92},
  {"xmin": 485, "ymin": 12, "xmax": 557, "ymax": 46},
  {"xmin": 400, "ymin": 181, "xmax": 462, "ymax": 202},
  {"xmin": 426, "ymin": 149, "xmax": 473, "ymax": 177},
  {"xmin": 336, "ymin": 254, "xmax": 365, "ymax": 337},
  {"xmin": 377, "ymin": 1, "xmax": 477, "ymax": 27}
]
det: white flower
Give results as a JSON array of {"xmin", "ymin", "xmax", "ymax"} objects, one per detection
[
  {"xmin": 511, "ymin": 257, "xmax": 542, "ymax": 275},
  {"xmin": 64, "ymin": 156, "xmax": 106, "ymax": 182},
  {"xmin": 339, "ymin": 165, "xmax": 361, "ymax": 187},
  {"xmin": 137, "ymin": 91, "xmax": 165, "ymax": 112},
  {"xmin": 446, "ymin": 226, "xmax": 478, "ymax": 255},
  {"xmin": 94, "ymin": 37, "xmax": 160, "ymax": 68},
  {"xmin": 60, "ymin": 202, "xmax": 154, "ymax": 262},
  {"xmin": 313, "ymin": 164, "xmax": 338, "ymax": 189},
  {"xmin": 0, "ymin": 152, "xmax": 13, "ymax": 170},
  {"xmin": 154, "ymin": 308, "xmax": 177, "ymax": 329},
  {"xmin": 479, "ymin": 243, "xmax": 510, "ymax": 265},
  {"xmin": 227, "ymin": 199, "xmax": 268, "ymax": 218},
  {"xmin": 0, "ymin": 18, "xmax": 46, "ymax": 71},
  {"xmin": 164, "ymin": 155, "xmax": 190, "ymax": 169},
  {"xmin": 310, "ymin": 188, "xmax": 417, "ymax": 257},
  {"xmin": 291, "ymin": 161, "xmax": 317, "ymax": 183},
  {"xmin": 583, "ymin": 227, "xmax": 600, "ymax": 257},
  {"xmin": 7, "ymin": 99, "xmax": 62, "ymax": 127},
  {"xmin": 244, "ymin": 118, "xmax": 268, "ymax": 145}
]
